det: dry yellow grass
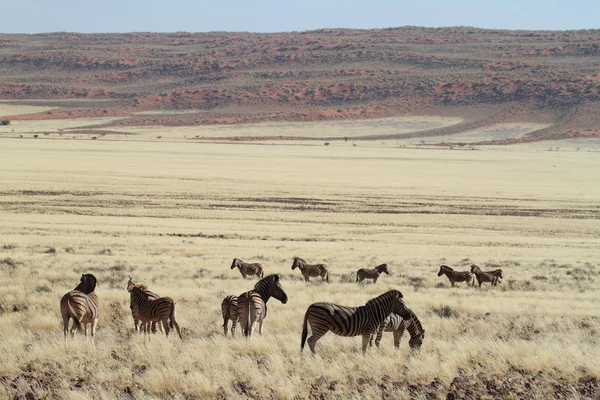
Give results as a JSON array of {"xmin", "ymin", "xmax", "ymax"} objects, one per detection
[{"xmin": 0, "ymin": 136, "xmax": 599, "ymax": 399}]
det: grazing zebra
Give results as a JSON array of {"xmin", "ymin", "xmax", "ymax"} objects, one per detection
[
  {"xmin": 372, "ymin": 307, "xmax": 425, "ymax": 350},
  {"xmin": 291, "ymin": 257, "xmax": 329, "ymax": 283},
  {"xmin": 230, "ymin": 258, "xmax": 264, "ymax": 279},
  {"xmin": 300, "ymin": 290, "xmax": 410, "ymax": 354},
  {"xmin": 127, "ymin": 279, "xmax": 182, "ymax": 340},
  {"xmin": 60, "ymin": 274, "xmax": 99, "ymax": 340},
  {"xmin": 237, "ymin": 274, "xmax": 288, "ymax": 338},
  {"xmin": 127, "ymin": 278, "xmax": 162, "ymax": 333},
  {"xmin": 437, "ymin": 265, "xmax": 474, "ymax": 287},
  {"xmin": 470, "ymin": 264, "xmax": 500, "ymax": 287},
  {"xmin": 356, "ymin": 263, "xmax": 389, "ymax": 283},
  {"xmin": 221, "ymin": 295, "xmax": 238, "ymax": 336}
]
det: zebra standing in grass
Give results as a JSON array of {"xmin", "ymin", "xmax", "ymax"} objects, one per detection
[
  {"xmin": 221, "ymin": 295, "xmax": 238, "ymax": 336},
  {"xmin": 372, "ymin": 307, "xmax": 425, "ymax": 350},
  {"xmin": 300, "ymin": 290, "xmax": 409, "ymax": 354},
  {"xmin": 356, "ymin": 263, "xmax": 389, "ymax": 283},
  {"xmin": 291, "ymin": 257, "xmax": 329, "ymax": 283},
  {"xmin": 231, "ymin": 258, "xmax": 264, "ymax": 279},
  {"xmin": 470, "ymin": 264, "xmax": 500, "ymax": 287},
  {"xmin": 487, "ymin": 268, "xmax": 503, "ymax": 284},
  {"xmin": 237, "ymin": 274, "xmax": 288, "ymax": 338},
  {"xmin": 437, "ymin": 265, "xmax": 474, "ymax": 287},
  {"xmin": 127, "ymin": 278, "xmax": 162, "ymax": 333},
  {"xmin": 60, "ymin": 274, "xmax": 99, "ymax": 340},
  {"xmin": 127, "ymin": 279, "xmax": 182, "ymax": 340}
]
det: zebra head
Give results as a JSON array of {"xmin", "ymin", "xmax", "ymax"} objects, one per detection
[
  {"xmin": 376, "ymin": 264, "xmax": 389, "ymax": 274},
  {"xmin": 257, "ymin": 274, "xmax": 288, "ymax": 304},
  {"xmin": 80, "ymin": 274, "xmax": 97, "ymax": 294},
  {"xmin": 470, "ymin": 264, "xmax": 482, "ymax": 274},
  {"xmin": 291, "ymin": 257, "xmax": 305, "ymax": 270},
  {"xmin": 127, "ymin": 278, "xmax": 148, "ymax": 293},
  {"xmin": 409, "ymin": 329, "xmax": 425, "ymax": 350},
  {"xmin": 438, "ymin": 265, "xmax": 451, "ymax": 276},
  {"xmin": 231, "ymin": 258, "xmax": 240, "ymax": 270}
]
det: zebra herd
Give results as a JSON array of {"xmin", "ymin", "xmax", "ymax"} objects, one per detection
[{"xmin": 59, "ymin": 258, "xmax": 501, "ymax": 353}]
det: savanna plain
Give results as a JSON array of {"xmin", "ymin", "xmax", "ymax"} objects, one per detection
[{"xmin": 1, "ymin": 133, "xmax": 600, "ymax": 399}]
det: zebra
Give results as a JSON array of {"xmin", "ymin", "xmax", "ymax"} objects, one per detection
[
  {"xmin": 487, "ymin": 268, "xmax": 504, "ymax": 284},
  {"xmin": 300, "ymin": 290, "xmax": 410, "ymax": 354},
  {"xmin": 230, "ymin": 258, "xmax": 264, "ymax": 279},
  {"xmin": 60, "ymin": 273, "xmax": 99, "ymax": 340},
  {"xmin": 372, "ymin": 307, "xmax": 425, "ymax": 350},
  {"xmin": 237, "ymin": 274, "xmax": 288, "ymax": 338},
  {"xmin": 127, "ymin": 279, "xmax": 182, "ymax": 340},
  {"xmin": 356, "ymin": 263, "xmax": 389, "ymax": 283},
  {"xmin": 221, "ymin": 295, "xmax": 238, "ymax": 336},
  {"xmin": 127, "ymin": 278, "xmax": 162, "ymax": 334},
  {"xmin": 470, "ymin": 264, "xmax": 500, "ymax": 287},
  {"xmin": 437, "ymin": 265, "xmax": 474, "ymax": 287},
  {"xmin": 291, "ymin": 257, "xmax": 329, "ymax": 283}
]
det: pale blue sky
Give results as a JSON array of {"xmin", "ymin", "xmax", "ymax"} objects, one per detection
[{"xmin": 2, "ymin": 0, "xmax": 598, "ymax": 33}]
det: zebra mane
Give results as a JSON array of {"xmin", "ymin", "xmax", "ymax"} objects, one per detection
[
  {"xmin": 407, "ymin": 308, "xmax": 424, "ymax": 334},
  {"xmin": 470, "ymin": 264, "xmax": 482, "ymax": 273},
  {"xmin": 75, "ymin": 273, "xmax": 97, "ymax": 294},
  {"xmin": 255, "ymin": 273, "xmax": 280, "ymax": 288},
  {"xmin": 293, "ymin": 256, "xmax": 304, "ymax": 263},
  {"xmin": 440, "ymin": 265, "xmax": 454, "ymax": 271},
  {"xmin": 128, "ymin": 283, "xmax": 149, "ymax": 293},
  {"xmin": 365, "ymin": 290, "xmax": 402, "ymax": 308}
]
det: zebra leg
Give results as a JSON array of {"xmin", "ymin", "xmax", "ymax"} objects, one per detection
[
  {"xmin": 223, "ymin": 316, "xmax": 229, "ymax": 335},
  {"xmin": 258, "ymin": 319, "xmax": 264, "ymax": 335},
  {"xmin": 62, "ymin": 316, "xmax": 69, "ymax": 340},
  {"xmin": 373, "ymin": 277, "xmax": 378, "ymax": 283},
  {"xmin": 242, "ymin": 272, "xmax": 247, "ymax": 279},
  {"xmin": 393, "ymin": 326, "xmax": 405, "ymax": 349},
  {"xmin": 90, "ymin": 319, "xmax": 98, "ymax": 343},
  {"xmin": 451, "ymin": 281, "xmax": 456, "ymax": 287},
  {"xmin": 163, "ymin": 320, "xmax": 171, "ymax": 337},
  {"xmin": 231, "ymin": 319, "xmax": 237, "ymax": 336},
  {"xmin": 375, "ymin": 325, "xmax": 385, "ymax": 348},
  {"xmin": 361, "ymin": 333, "xmax": 371, "ymax": 355},
  {"xmin": 306, "ymin": 330, "xmax": 326, "ymax": 354}
]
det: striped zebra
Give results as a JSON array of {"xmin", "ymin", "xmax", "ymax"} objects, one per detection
[
  {"xmin": 127, "ymin": 278, "xmax": 162, "ymax": 334},
  {"xmin": 221, "ymin": 295, "xmax": 238, "ymax": 336},
  {"xmin": 372, "ymin": 307, "xmax": 425, "ymax": 350},
  {"xmin": 487, "ymin": 268, "xmax": 503, "ymax": 284},
  {"xmin": 437, "ymin": 265, "xmax": 474, "ymax": 287},
  {"xmin": 237, "ymin": 274, "xmax": 288, "ymax": 338},
  {"xmin": 356, "ymin": 263, "xmax": 389, "ymax": 283},
  {"xmin": 127, "ymin": 279, "xmax": 182, "ymax": 340},
  {"xmin": 300, "ymin": 290, "xmax": 409, "ymax": 354},
  {"xmin": 60, "ymin": 274, "xmax": 99, "ymax": 340},
  {"xmin": 230, "ymin": 258, "xmax": 264, "ymax": 279},
  {"xmin": 291, "ymin": 257, "xmax": 329, "ymax": 283},
  {"xmin": 470, "ymin": 264, "xmax": 500, "ymax": 287}
]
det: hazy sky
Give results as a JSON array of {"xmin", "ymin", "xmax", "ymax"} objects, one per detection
[{"xmin": 3, "ymin": 0, "xmax": 598, "ymax": 33}]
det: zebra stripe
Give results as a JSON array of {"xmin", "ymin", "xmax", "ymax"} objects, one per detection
[
  {"xmin": 300, "ymin": 290, "xmax": 408, "ymax": 354},
  {"xmin": 373, "ymin": 307, "xmax": 425, "ymax": 350},
  {"xmin": 221, "ymin": 295, "xmax": 238, "ymax": 336},
  {"xmin": 236, "ymin": 274, "xmax": 288, "ymax": 338},
  {"xmin": 437, "ymin": 265, "xmax": 474, "ymax": 287},
  {"xmin": 127, "ymin": 280, "xmax": 182, "ymax": 340},
  {"xmin": 230, "ymin": 258, "xmax": 264, "ymax": 279},
  {"xmin": 356, "ymin": 263, "xmax": 389, "ymax": 283},
  {"xmin": 60, "ymin": 274, "xmax": 100, "ymax": 340},
  {"xmin": 470, "ymin": 264, "xmax": 500, "ymax": 287},
  {"xmin": 127, "ymin": 278, "xmax": 162, "ymax": 334},
  {"xmin": 291, "ymin": 257, "xmax": 329, "ymax": 283}
]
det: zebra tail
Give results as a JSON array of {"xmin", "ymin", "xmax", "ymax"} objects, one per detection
[
  {"xmin": 169, "ymin": 303, "xmax": 176, "ymax": 330},
  {"xmin": 300, "ymin": 309, "xmax": 309, "ymax": 351},
  {"xmin": 356, "ymin": 272, "xmax": 359, "ymax": 282},
  {"xmin": 326, "ymin": 271, "xmax": 329, "ymax": 283},
  {"xmin": 244, "ymin": 293, "xmax": 251, "ymax": 338},
  {"xmin": 67, "ymin": 298, "xmax": 82, "ymax": 332}
]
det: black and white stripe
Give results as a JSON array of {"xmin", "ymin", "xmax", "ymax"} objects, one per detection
[
  {"xmin": 437, "ymin": 265, "xmax": 474, "ymax": 287},
  {"xmin": 127, "ymin": 279, "xmax": 182, "ymax": 340},
  {"xmin": 221, "ymin": 295, "xmax": 239, "ymax": 336},
  {"xmin": 356, "ymin": 263, "xmax": 389, "ymax": 283},
  {"xmin": 237, "ymin": 274, "xmax": 288, "ymax": 338},
  {"xmin": 127, "ymin": 278, "xmax": 162, "ymax": 333},
  {"xmin": 230, "ymin": 258, "xmax": 264, "ymax": 279},
  {"xmin": 60, "ymin": 274, "xmax": 100, "ymax": 340},
  {"xmin": 291, "ymin": 257, "xmax": 329, "ymax": 283},
  {"xmin": 373, "ymin": 307, "xmax": 425, "ymax": 350},
  {"xmin": 300, "ymin": 290, "xmax": 409, "ymax": 354},
  {"xmin": 470, "ymin": 264, "xmax": 501, "ymax": 287}
]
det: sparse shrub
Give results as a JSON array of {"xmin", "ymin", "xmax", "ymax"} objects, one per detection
[
  {"xmin": 44, "ymin": 247, "xmax": 56, "ymax": 254},
  {"xmin": 0, "ymin": 120, "xmax": 10, "ymax": 125},
  {"xmin": 2, "ymin": 244, "xmax": 17, "ymax": 250},
  {"xmin": 324, "ymin": 142, "xmax": 330, "ymax": 146},
  {"xmin": 430, "ymin": 305, "xmax": 459, "ymax": 318},
  {"xmin": 407, "ymin": 276, "xmax": 425, "ymax": 291},
  {"xmin": 98, "ymin": 248, "xmax": 112, "ymax": 255},
  {"xmin": 35, "ymin": 285, "xmax": 52, "ymax": 293},
  {"xmin": 33, "ymin": 135, "xmax": 38, "ymax": 139},
  {"xmin": 64, "ymin": 247, "xmax": 74, "ymax": 253},
  {"xmin": 532, "ymin": 275, "xmax": 548, "ymax": 281},
  {"xmin": 435, "ymin": 282, "xmax": 446, "ymax": 288},
  {"xmin": 192, "ymin": 268, "xmax": 210, "ymax": 279},
  {"xmin": 0, "ymin": 257, "xmax": 21, "ymax": 269}
]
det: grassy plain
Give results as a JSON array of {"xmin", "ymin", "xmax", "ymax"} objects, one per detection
[{"xmin": 1, "ymin": 136, "xmax": 599, "ymax": 399}]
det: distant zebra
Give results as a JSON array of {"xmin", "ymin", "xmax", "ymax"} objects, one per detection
[
  {"xmin": 291, "ymin": 257, "xmax": 329, "ymax": 283},
  {"xmin": 437, "ymin": 265, "xmax": 474, "ymax": 287},
  {"xmin": 221, "ymin": 295, "xmax": 238, "ymax": 336},
  {"xmin": 356, "ymin": 263, "xmax": 389, "ymax": 283},
  {"xmin": 487, "ymin": 268, "xmax": 503, "ymax": 284},
  {"xmin": 300, "ymin": 290, "xmax": 409, "ymax": 354},
  {"xmin": 470, "ymin": 264, "xmax": 500, "ymax": 287},
  {"xmin": 127, "ymin": 278, "xmax": 162, "ymax": 333},
  {"xmin": 127, "ymin": 279, "xmax": 182, "ymax": 339},
  {"xmin": 372, "ymin": 307, "xmax": 425, "ymax": 350},
  {"xmin": 237, "ymin": 274, "xmax": 288, "ymax": 338},
  {"xmin": 231, "ymin": 258, "xmax": 264, "ymax": 279},
  {"xmin": 60, "ymin": 274, "xmax": 100, "ymax": 340}
]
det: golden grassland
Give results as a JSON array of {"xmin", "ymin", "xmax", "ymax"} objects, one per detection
[{"xmin": 0, "ymin": 137, "xmax": 600, "ymax": 399}]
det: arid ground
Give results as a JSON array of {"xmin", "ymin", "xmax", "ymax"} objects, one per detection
[{"xmin": 1, "ymin": 128, "xmax": 599, "ymax": 398}]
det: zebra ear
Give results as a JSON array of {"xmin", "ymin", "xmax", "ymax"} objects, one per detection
[
  {"xmin": 397, "ymin": 291, "xmax": 403, "ymax": 299},
  {"xmin": 274, "ymin": 274, "xmax": 280, "ymax": 281}
]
